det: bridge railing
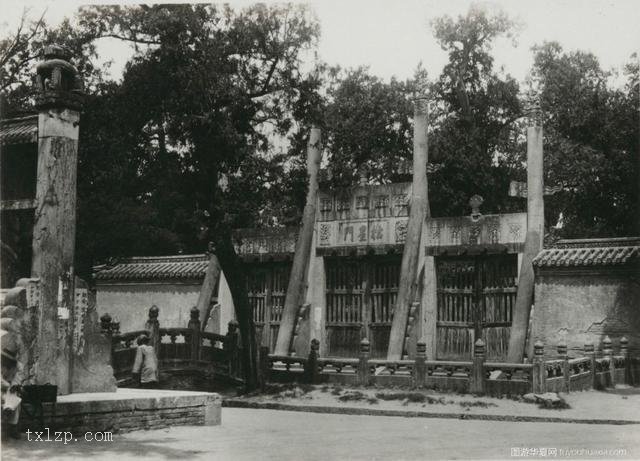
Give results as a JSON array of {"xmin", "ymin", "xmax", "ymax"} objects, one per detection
[{"xmin": 101, "ymin": 306, "xmax": 241, "ymax": 384}]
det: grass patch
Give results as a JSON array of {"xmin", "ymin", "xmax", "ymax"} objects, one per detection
[
  {"xmin": 331, "ymin": 386, "xmax": 344, "ymax": 396},
  {"xmin": 375, "ymin": 392, "xmax": 448, "ymax": 405},
  {"xmin": 537, "ymin": 398, "xmax": 571, "ymax": 410},
  {"xmin": 458, "ymin": 400, "xmax": 498, "ymax": 409}
]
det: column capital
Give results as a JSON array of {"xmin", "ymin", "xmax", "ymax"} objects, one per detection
[{"xmin": 35, "ymin": 45, "xmax": 85, "ymax": 111}]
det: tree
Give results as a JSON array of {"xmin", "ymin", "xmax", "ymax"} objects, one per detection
[
  {"xmin": 73, "ymin": 3, "xmax": 320, "ymax": 388},
  {"xmin": 428, "ymin": 6, "xmax": 524, "ymax": 217},
  {"xmin": 319, "ymin": 67, "xmax": 416, "ymax": 186},
  {"xmin": 529, "ymin": 42, "xmax": 638, "ymax": 237}
]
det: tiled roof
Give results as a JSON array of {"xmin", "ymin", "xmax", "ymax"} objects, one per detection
[
  {"xmin": 94, "ymin": 254, "xmax": 209, "ymax": 282},
  {"xmin": 533, "ymin": 237, "xmax": 640, "ymax": 268},
  {"xmin": 0, "ymin": 115, "xmax": 38, "ymax": 145}
]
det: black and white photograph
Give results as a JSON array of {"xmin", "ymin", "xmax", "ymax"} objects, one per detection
[{"xmin": 0, "ymin": 0, "xmax": 639, "ymax": 459}]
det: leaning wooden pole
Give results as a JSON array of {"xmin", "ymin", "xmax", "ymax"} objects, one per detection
[
  {"xmin": 274, "ymin": 127, "xmax": 322, "ymax": 356},
  {"xmin": 507, "ymin": 120, "xmax": 544, "ymax": 363},
  {"xmin": 196, "ymin": 250, "xmax": 221, "ymax": 332},
  {"xmin": 387, "ymin": 97, "xmax": 429, "ymax": 361}
]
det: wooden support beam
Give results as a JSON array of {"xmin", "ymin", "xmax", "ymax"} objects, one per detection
[
  {"xmin": 274, "ymin": 127, "xmax": 322, "ymax": 356},
  {"xmin": 196, "ymin": 252, "xmax": 221, "ymax": 332},
  {"xmin": 387, "ymin": 98, "xmax": 429, "ymax": 360}
]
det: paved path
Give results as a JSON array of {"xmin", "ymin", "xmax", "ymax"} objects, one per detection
[{"xmin": 3, "ymin": 408, "xmax": 638, "ymax": 460}]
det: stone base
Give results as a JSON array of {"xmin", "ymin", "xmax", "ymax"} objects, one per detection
[{"xmin": 19, "ymin": 388, "xmax": 221, "ymax": 434}]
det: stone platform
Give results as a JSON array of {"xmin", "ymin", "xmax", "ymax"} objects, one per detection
[{"xmin": 20, "ymin": 388, "xmax": 221, "ymax": 434}]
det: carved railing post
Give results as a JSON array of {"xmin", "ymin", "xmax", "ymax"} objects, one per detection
[
  {"xmin": 305, "ymin": 338, "xmax": 320, "ymax": 384},
  {"xmin": 620, "ymin": 336, "xmax": 630, "ymax": 385},
  {"xmin": 358, "ymin": 338, "xmax": 370, "ymax": 386},
  {"xmin": 470, "ymin": 339, "xmax": 485, "ymax": 394},
  {"xmin": 557, "ymin": 340, "xmax": 569, "ymax": 393},
  {"xmin": 532, "ymin": 340, "xmax": 546, "ymax": 393},
  {"xmin": 602, "ymin": 335, "xmax": 614, "ymax": 387},
  {"xmin": 584, "ymin": 342, "xmax": 596, "ymax": 389},
  {"xmin": 188, "ymin": 306, "xmax": 201, "ymax": 362},
  {"xmin": 145, "ymin": 305, "xmax": 160, "ymax": 354},
  {"xmin": 100, "ymin": 313, "xmax": 113, "ymax": 336},
  {"xmin": 415, "ymin": 340, "xmax": 427, "ymax": 388}
]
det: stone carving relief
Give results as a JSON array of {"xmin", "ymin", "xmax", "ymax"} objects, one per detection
[
  {"xmin": 469, "ymin": 225, "xmax": 481, "ymax": 245},
  {"xmin": 393, "ymin": 194, "xmax": 409, "ymax": 217},
  {"xmin": 395, "ymin": 220, "xmax": 408, "ymax": 243},
  {"xmin": 358, "ymin": 225, "xmax": 367, "ymax": 242},
  {"xmin": 319, "ymin": 224, "xmax": 331, "ymax": 245},
  {"xmin": 430, "ymin": 223, "xmax": 441, "ymax": 244},
  {"xmin": 356, "ymin": 196, "xmax": 368, "ymax": 209},
  {"xmin": 451, "ymin": 225, "xmax": 462, "ymax": 244},
  {"xmin": 509, "ymin": 223, "xmax": 522, "ymax": 241},
  {"xmin": 370, "ymin": 223, "xmax": 384, "ymax": 241}
]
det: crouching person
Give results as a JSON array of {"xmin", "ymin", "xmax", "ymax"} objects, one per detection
[{"xmin": 132, "ymin": 334, "xmax": 159, "ymax": 389}]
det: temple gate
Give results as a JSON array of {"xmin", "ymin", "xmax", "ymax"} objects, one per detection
[
  {"xmin": 233, "ymin": 228, "xmax": 297, "ymax": 351},
  {"xmin": 435, "ymin": 254, "xmax": 518, "ymax": 360},
  {"xmin": 423, "ymin": 198, "xmax": 526, "ymax": 361},
  {"xmin": 324, "ymin": 255, "xmax": 400, "ymax": 358},
  {"xmin": 247, "ymin": 261, "xmax": 290, "ymax": 351}
]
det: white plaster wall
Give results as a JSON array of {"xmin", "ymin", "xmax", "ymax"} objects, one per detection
[
  {"xmin": 96, "ymin": 283, "xmax": 200, "ymax": 331},
  {"xmin": 97, "ymin": 273, "xmax": 236, "ymax": 334},
  {"xmin": 207, "ymin": 270, "xmax": 235, "ymax": 334}
]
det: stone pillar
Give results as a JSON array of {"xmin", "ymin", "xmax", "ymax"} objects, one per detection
[
  {"xmin": 305, "ymin": 338, "xmax": 320, "ymax": 384},
  {"xmin": 388, "ymin": 97, "xmax": 429, "ymax": 360},
  {"xmin": 603, "ymin": 335, "xmax": 614, "ymax": 387},
  {"xmin": 532, "ymin": 340, "xmax": 546, "ymax": 393},
  {"xmin": 275, "ymin": 127, "xmax": 321, "ymax": 356},
  {"xmin": 100, "ymin": 313, "xmax": 113, "ymax": 337},
  {"xmin": 358, "ymin": 338, "xmax": 370, "ymax": 386},
  {"xmin": 620, "ymin": 336, "xmax": 630, "ymax": 385},
  {"xmin": 30, "ymin": 45, "xmax": 84, "ymax": 393},
  {"xmin": 470, "ymin": 339, "xmax": 486, "ymax": 394},
  {"xmin": 557, "ymin": 340, "xmax": 569, "ymax": 393},
  {"xmin": 188, "ymin": 306, "xmax": 201, "ymax": 361},
  {"xmin": 507, "ymin": 117, "xmax": 544, "ymax": 363},
  {"xmin": 145, "ymin": 305, "xmax": 160, "ymax": 354},
  {"xmin": 584, "ymin": 342, "xmax": 596, "ymax": 389},
  {"xmin": 414, "ymin": 340, "xmax": 427, "ymax": 388}
]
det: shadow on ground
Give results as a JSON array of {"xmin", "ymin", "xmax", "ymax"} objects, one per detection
[{"xmin": 2, "ymin": 434, "xmax": 207, "ymax": 461}]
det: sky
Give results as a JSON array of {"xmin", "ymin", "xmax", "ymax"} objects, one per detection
[{"xmin": 1, "ymin": 0, "xmax": 638, "ymax": 86}]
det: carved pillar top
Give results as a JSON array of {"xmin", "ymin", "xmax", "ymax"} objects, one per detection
[
  {"xmin": 35, "ymin": 44, "xmax": 85, "ymax": 111},
  {"xmin": 412, "ymin": 96, "xmax": 429, "ymax": 116}
]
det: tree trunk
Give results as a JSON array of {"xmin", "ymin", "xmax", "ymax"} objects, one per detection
[
  {"xmin": 274, "ymin": 127, "xmax": 322, "ymax": 356},
  {"xmin": 214, "ymin": 232, "xmax": 258, "ymax": 390},
  {"xmin": 387, "ymin": 99, "xmax": 429, "ymax": 361}
]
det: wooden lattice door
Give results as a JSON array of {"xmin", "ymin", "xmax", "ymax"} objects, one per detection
[
  {"xmin": 436, "ymin": 255, "xmax": 517, "ymax": 361},
  {"xmin": 246, "ymin": 262, "xmax": 290, "ymax": 352},
  {"xmin": 325, "ymin": 256, "xmax": 400, "ymax": 358}
]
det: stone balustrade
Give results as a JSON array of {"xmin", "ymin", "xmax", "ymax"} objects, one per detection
[{"xmin": 260, "ymin": 335, "xmax": 636, "ymax": 396}]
